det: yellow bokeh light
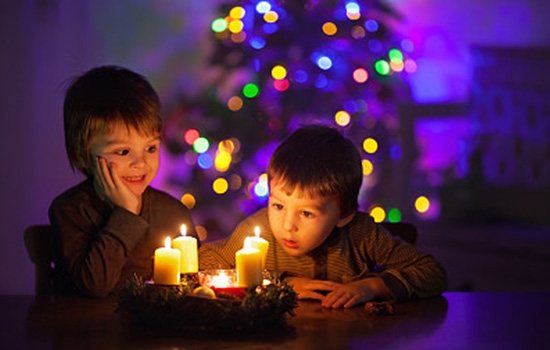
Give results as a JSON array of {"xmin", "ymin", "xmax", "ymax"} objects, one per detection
[
  {"xmin": 271, "ymin": 65, "xmax": 287, "ymax": 80},
  {"xmin": 180, "ymin": 193, "xmax": 196, "ymax": 209},
  {"xmin": 228, "ymin": 19, "xmax": 244, "ymax": 33},
  {"xmin": 229, "ymin": 6, "xmax": 246, "ymax": 19},
  {"xmin": 322, "ymin": 22, "xmax": 337, "ymax": 36},
  {"xmin": 415, "ymin": 195, "xmax": 430, "ymax": 213},
  {"xmin": 263, "ymin": 11, "xmax": 279, "ymax": 23},
  {"xmin": 215, "ymin": 151, "xmax": 232, "ymax": 172},
  {"xmin": 335, "ymin": 110, "xmax": 351, "ymax": 126},
  {"xmin": 363, "ymin": 137, "xmax": 378, "ymax": 153},
  {"xmin": 213, "ymin": 178, "xmax": 229, "ymax": 194},
  {"xmin": 258, "ymin": 173, "xmax": 268, "ymax": 184},
  {"xmin": 370, "ymin": 206, "xmax": 386, "ymax": 223},
  {"xmin": 218, "ymin": 139, "xmax": 235, "ymax": 153},
  {"xmin": 227, "ymin": 96, "xmax": 243, "ymax": 111},
  {"xmin": 362, "ymin": 159, "xmax": 373, "ymax": 176}
]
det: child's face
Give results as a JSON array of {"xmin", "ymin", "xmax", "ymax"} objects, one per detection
[
  {"xmin": 268, "ymin": 181, "xmax": 346, "ymax": 257},
  {"xmin": 89, "ymin": 123, "xmax": 161, "ymax": 198}
]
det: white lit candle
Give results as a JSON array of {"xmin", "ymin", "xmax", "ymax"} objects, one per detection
[
  {"xmin": 244, "ymin": 226, "xmax": 269, "ymax": 270},
  {"xmin": 173, "ymin": 224, "xmax": 198, "ymax": 274},
  {"xmin": 153, "ymin": 237, "xmax": 181, "ymax": 285},
  {"xmin": 236, "ymin": 246, "xmax": 262, "ymax": 287}
]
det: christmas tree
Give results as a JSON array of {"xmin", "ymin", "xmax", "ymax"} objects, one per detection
[{"xmin": 163, "ymin": 0, "xmax": 417, "ymax": 240}]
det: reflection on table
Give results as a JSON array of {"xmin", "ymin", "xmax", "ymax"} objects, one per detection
[{"xmin": 2, "ymin": 292, "xmax": 549, "ymax": 349}]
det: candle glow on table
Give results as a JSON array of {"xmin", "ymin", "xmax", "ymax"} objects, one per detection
[
  {"xmin": 243, "ymin": 226, "xmax": 269, "ymax": 270},
  {"xmin": 153, "ymin": 237, "xmax": 181, "ymax": 285},
  {"xmin": 236, "ymin": 246, "xmax": 262, "ymax": 287},
  {"xmin": 198, "ymin": 269, "xmax": 246, "ymax": 298},
  {"xmin": 173, "ymin": 224, "xmax": 198, "ymax": 273}
]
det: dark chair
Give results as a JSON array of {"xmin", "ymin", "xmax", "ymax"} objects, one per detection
[
  {"xmin": 380, "ymin": 222, "xmax": 418, "ymax": 245},
  {"xmin": 24, "ymin": 225, "xmax": 54, "ymax": 294}
]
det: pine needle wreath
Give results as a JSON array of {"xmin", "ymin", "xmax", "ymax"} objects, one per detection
[{"xmin": 117, "ymin": 273, "xmax": 297, "ymax": 331}]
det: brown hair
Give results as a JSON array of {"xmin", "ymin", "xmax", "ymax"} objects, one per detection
[
  {"xmin": 267, "ymin": 124, "xmax": 363, "ymax": 218},
  {"xmin": 63, "ymin": 65, "xmax": 163, "ymax": 177}
]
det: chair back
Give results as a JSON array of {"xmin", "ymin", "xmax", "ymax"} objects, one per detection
[
  {"xmin": 24, "ymin": 225, "xmax": 54, "ymax": 294},
  {"xmin": 380, "ymin": 222, "xmax": 418, "ymax": 245}
]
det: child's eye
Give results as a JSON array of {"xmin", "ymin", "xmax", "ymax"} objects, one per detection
[
  {"xmin": 271, "ymin": 203, "xmax": 283, "ymax": 211},
  {"xmin": 301, "ymin": 210, "xmax": 315, "ymax": 218},
  {"xmin": 146, "ymin": 145, "xmax": 158, "ymax": 153},
  {"xmin": 115, "ymin": 149, "xmax": 129, "ymax": 156}
]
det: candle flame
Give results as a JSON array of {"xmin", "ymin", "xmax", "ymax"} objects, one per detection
[
  {"xmin": 254, "ymin": 226, "xmax": 260, "ymax": 238},
  {"xmin": 180, "ymin": 224, "xmax": 187, "ymax": 237},
  {"xmin": 164, "ymin": 236, "xmax": 171, "ymax": 248}
]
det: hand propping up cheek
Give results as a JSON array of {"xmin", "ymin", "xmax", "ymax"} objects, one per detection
[
  {"xmin": 321, "ymin": 276, "xmax": 392, "ymax": 309},
  {"xmin": 94, "ymin": 156, "xmax": 142, "ymax": 215},
  {"xmin": 285, "ymin": 277, "xmax": 341, "ymax": 301}
]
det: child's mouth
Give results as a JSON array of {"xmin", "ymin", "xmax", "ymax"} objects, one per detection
[
  {"xmin": 282, "ymin": 239, "xmax": 298, "ymax": 249},
  {"xmin": 124, "ymin": 175, "xmax": 145, "ymax": 183}
]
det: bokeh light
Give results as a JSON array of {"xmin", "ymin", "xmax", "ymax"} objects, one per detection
[
  {"xmin": 334, "ymin": 110, "xmax": 351, "ymax": 126},
  {"xmin": 264, "ymin": 10, "xmax": 279, "ymax": 23},
  {"xmin": 322, "ymin": 22, "xmax": 337, "ymax": 36},
  {"xmin": 387, "ymin": 208, "xmax": 402, "ymax": 223},
  {"xmin": 362, "ymin": 159, "xmax": 373, "ymax": 176},
  {"xmin": 213, "ymin": 178, "xmax": 229, "ymax": 194},
  {"xmin": 197, "ymin": 153, "xmax": 213, "ymax": 169},
  {"xmin": 227, "ymin": 96, "xmax": 243, "ymax": 111},
  {"xmin": 193, "ymin": 137, "xmax": 210, "ymax": 154},
  {"xmin": 370, "ymin": 206, "xmax": 386, "ymax": 223},
  {"xmin": 374, "ymin": 59, "xmax": 391, "ymax": 75},
  {"xmin": 184, "ymin": 129, "xmax": 200, "ymax": 145},
  {"xmin": 414, "ymin": 195, "xmax": 430, "ymax": 213},
  {"xmin": 228, "ymin": 19, "xmax": 244, "ymax": 33},
  {"xmin": 211, "ymin": 18, "xmax": 228, "ymax": 33},
  {"xmin": 229, "ymin": 6, "xmax": 246, "ymax": 19},
  {"xmin": 243, "ymin": 83, "xmax": 259, "ymax": 98},
  {"xmin": 271, "ymin": 65, "xmax": 287, "ymax": 80},
  {"xmin": 180, "ymin": 193, "xmax": 196, "ymax": 209},
  {"xmin": 363, "ymin": 137, "xmax": 378, "ymax": 153},
  {"xmin": 256, "ymin": 1, "xmax": 271, "ymax": 14},
  {"xmin": 215, "ymin": 151, "xmax": 232, "ymax": 172},
  {"xmin": 352, "ymin": 68, "xmax": 368, "ymax": 83},
  {"xmin": 273, "ymin": 79, "xmax": 290, "ymax": 91}
]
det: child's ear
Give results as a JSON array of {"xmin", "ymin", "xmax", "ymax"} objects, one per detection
[{"xmin": 336, "ymin": 212, "xmax": 355, "ymax": 228}]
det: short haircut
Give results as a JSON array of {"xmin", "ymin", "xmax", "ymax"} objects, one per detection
[
  {"xmin": 63, "ymin": 65, "xmax": 163, "ymax": 177},
  {"xmin": 267, "ymin": 124, "xmax": 363, "ymax": 218}
]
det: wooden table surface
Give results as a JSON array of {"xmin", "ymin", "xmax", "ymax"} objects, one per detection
[{"xmin": 2, "ymin": 292, "xmax": 549, "ymax": 349}]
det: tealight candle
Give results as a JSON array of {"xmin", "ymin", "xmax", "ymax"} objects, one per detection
[
  {"xmin": 153, "ymin": 237, "xmax": 181, "ymax": 285},
  {"xmin": 236, "ymin": 246, "xmax": 262, "ymax": 287},
  {"xmin": 173, "ymin": 224, "xmax": 198, "ymax": 274},
  {"xmin": 244, "ymin": 226, "xmax": 269, "ymax": 270}
]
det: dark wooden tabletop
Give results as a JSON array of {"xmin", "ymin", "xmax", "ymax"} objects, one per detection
[{"xmin": 2, "ymin": 292, "xmax": 549, "ymax": 349}]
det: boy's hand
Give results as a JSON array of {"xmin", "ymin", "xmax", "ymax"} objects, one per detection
[
  {"xmin": 321, "ymin": 276, "xmax": 391, "ymax": 309},
  {"xmin": 94, "ymin": 156, "xmax": 141, "ymax": 215},
  {"xmin": 285, "ymin": 277, "xmax": 340, "ymax": 301}
]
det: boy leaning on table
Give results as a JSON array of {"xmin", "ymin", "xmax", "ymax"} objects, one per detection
[
  {"xmin": 199, "ymin": 124, "xmax": 448, "ymax": 308},
  {"xmin": 49, "ymin": 65, "xmax": 199, "ymax": 298}
]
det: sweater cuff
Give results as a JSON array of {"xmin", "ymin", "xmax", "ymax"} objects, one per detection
[
  {"xmin": 379, "ymin": 272, "xmax": 409, "ymax": 302},
  {"xmin": 104, "ymin": 206, "xmax": 149, "ymax": 253}
]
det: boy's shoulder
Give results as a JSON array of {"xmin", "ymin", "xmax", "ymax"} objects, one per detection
[{"xmin": 50, "ymin": 179, "xmax": 95, "ymax": 207}]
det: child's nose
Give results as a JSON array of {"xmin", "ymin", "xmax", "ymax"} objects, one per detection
[
  {"xmin": 130, "ymin": 152, "xmax": 147, "ymax": 168},
  {"xmin": 282, "ymin": 212, "xmax": 298, "ymax": 232}
]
